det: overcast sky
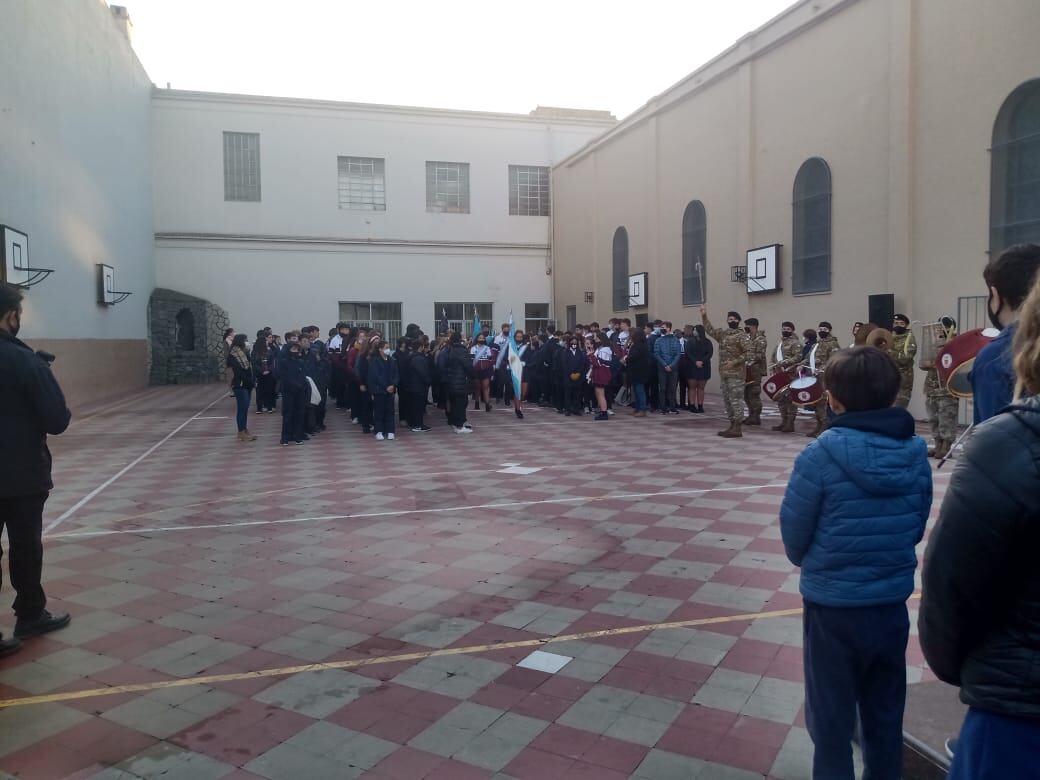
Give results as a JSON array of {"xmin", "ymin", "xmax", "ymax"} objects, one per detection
[{"xmin": 127, "ymin": 0, "xmax": 794, "ymax": 119}]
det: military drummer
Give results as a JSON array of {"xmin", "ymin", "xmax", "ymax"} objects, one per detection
[
  {"xmin": 773, "ymin": 322, "xmax": 803, "ymax": 434},
  {"xmin": 922, "ymin": 316, "xmax": 959, "ymax": 459}
]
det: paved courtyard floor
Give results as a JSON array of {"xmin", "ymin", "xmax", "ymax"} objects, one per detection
[{"xmin": 0, "ymin": 385, "xmax": 949, "ymax": 779}]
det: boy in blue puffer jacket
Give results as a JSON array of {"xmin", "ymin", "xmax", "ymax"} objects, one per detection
[{"xmin": 780, "ymin": 346, "xmax": 932, "ymax": 780}]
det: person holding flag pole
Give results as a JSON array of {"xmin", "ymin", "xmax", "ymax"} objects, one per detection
[{"xmin": 504, "ymin": 312, "xmax": 528, "ymax": 419}]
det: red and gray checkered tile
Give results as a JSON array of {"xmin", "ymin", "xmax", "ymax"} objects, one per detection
[{"xmin": 0, "ymin": 385, "xmax": 949, "ymax": 779}]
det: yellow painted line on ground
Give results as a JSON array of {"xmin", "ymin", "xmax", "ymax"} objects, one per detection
[{"xmin": 0, "ymin": 593, "xmax": 922, "ymax": 710}]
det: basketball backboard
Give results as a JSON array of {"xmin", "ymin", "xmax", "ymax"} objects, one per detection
[
  {"xmin": 745, "ymin": 244, "xmax": 781, "ymax": 294},
  {"xmin": 628, "ymin": 272, "xmax": 648, "ymax": 307},
  {"xmin": 2, "ymin": 226, "xmax": 29, "ymax": 287}
]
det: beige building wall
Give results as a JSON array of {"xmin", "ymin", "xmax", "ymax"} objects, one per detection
[{"xmin": 551, "ymin": 0, "xmax": 1040, "ymax": 416}]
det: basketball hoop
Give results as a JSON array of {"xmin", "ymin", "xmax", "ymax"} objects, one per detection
[{"xmin": 731, "ymin": 265, "xmax": 748, "ymax": 283}]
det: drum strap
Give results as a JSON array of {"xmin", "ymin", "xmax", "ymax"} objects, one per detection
[
  {"xmin": 775, "ymin": 342, "xmax": 783, "ymax": 363},
  {"xmin": 809, "ymin": 343, "xmax": 818, "ymax": 374}
]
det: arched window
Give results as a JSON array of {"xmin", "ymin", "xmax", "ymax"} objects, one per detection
[
  {"xmin": 991, "ymin": 79, "xmax": 1040, "ymax": 254},
  {"xmin": 681, "ymin": 201, "xmax": 706, "ymax": 305},
  {"xmin": 792, "ymin": 158, "xmax": 832, "ymax": 294},
  {"xmin": 612, "ymin": 227, "xmax": 629, "ymax": 311},
  {"xmin": 175, "ymin": 308, "xmax": 195, "ymax": 351}
]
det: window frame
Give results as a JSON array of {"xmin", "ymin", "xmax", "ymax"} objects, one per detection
[
  {"xmin": 791, "ymin": 157, "xmax": 833, "ymax": 295},
  {"xmin": 337, "ymin": 301, "xmax": 403, "ymax": 343},
  {"xmin": 612, "ymin": 227, "xmax": 630, "ymax": 312},
  {"xmin": 508, "ymin": 165, "xmax": 551, "ymax": 216},
  {"xmin": 990, "ymin": 79, "xmax": 1040, "ymax": 254},
  {"xmin": 681, "ymin": 200, "xmax": 707, "ymax": 306},
  {"xmin": 223, "ymin": 131, "xmax": 261, "ymax": 202},
  {"xmin": 426, "ymin": 161, "xmax": 471, "ymax": 214},
  {"xmin": 337, "ymin": 156, "xmax": 387, "ymax": 211}
]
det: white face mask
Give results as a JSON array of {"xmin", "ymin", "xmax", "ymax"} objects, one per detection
[{"xmin": 382, "ymin": 348, "xmax": 391, "ymax": 356}]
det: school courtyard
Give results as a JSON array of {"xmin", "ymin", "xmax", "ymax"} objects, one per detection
[{"xmin": 0, "ymin": 386, "xmax": 950, "ymax": 779}]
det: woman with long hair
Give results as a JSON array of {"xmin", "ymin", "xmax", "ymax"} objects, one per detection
[
  {"xmin": 365, "ymin": 338, "xmax": 399, "ymax": 441},
  {"xmin": 920, "ymin": 272, "xmax": 1040, "ymax": 779},
  {"xmin": 589, "ymin": 332, "xmax": 614, "ymax": 421},
  {"xmin": 625, "ymin": 328, "xmax": 650, "ymax": 417},
  {"xmin": 470, "ymin": 333, "xmax": 495, "ymax": 412},
  {"xmin": 251, "ymin": 331, "xmax": 276, "ymax": 414},
  {"xmin": 685, "ymin": 324, "xmax": 713, "ymax": 413},
  {"xmin": 227, "ymin": 334, "xmax": 256, "ymax": 442},
  {"xmin": 355, "ymin": 336, "xmax": 377, "ymax": 435}
]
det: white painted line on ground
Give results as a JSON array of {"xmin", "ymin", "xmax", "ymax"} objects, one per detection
[
  {"xmin": 192, "ymin": 416, "xmax": 229, "ymax": 420},
  {"xmin": 47, "ymin": 481, "xmax": 789, "ymax": 540},
  {"xmin": 43, "ymin": 391, "xmax": 230, "ymax": 534}
]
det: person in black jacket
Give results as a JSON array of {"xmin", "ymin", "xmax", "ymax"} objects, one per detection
[
  {"xmin": 560, "ymin": 336, "xmax": 588, "ymax": 416},
  {"xmin": 0, "ymin": 284, "xmax": 72, "ymax": 656},
  {"xmin": 624, "ymin": 329, "xmax": 650, "ymax": 417},
  {"xmin": 365, "ymin": 339, "xmax": 400, "ymax": 441},
  {"xmin": 404, "ymin": 338, "xmax": 433, "ymax": 432},
  {"xmin": 919, "ymin": 274, "xmax": 1040, "ymax": 779},
  {"xmin": 685, "ymin": 324, "xmax": 713, "ymax": 413},
  {"xmin": 442, "ymin": 332, "xmax": 474, "ymax": 433},
  {"xmin": 276, "ymin": 341, "xmax": 308, "ymax": 445},
  {"xmin": 226, "ymin": 334, "xmax": 256, "ymax": 442}
]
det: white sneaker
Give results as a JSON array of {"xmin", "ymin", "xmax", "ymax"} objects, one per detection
[
  {"xmin": 387, "ymin": 433, "xmax": 395, "ymax": 440},
  {"xmin": 455, "ymin": 426, "xmax": 472, "ymax": 434},
  {"xmin": 607, "ymin": 409, "xmax": 615, "ymax": 415},
  {"xmin": 462, "ymin": 422, "xmax": 473, "ymax": 430},
  {"xmin": 351, "ymin": 418, "xmax": 359, "ymax": 425},
  {"xmin": 374, "ymin": 433, "xmax": 385, "ymax": 441}
]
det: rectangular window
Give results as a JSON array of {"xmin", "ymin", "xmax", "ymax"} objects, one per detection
[
  {"xmin": 223, "ymin": 132, "xmax": 261, "ymax": 202},
  {"xmin": 434, "ymin": 302, "xmax": 493, "ymax": 336},
  {"xmin": 426, "ymin": 161, "xmax": 470, "ymax": 213},
  {"xmin": 509, "ymin": 165, "xmax": 551, "ymax": 216},
  {"xmin": 524, "ymin": 303, "xmax": 550, "ymax": 335},
  {"xmin": 566, "ymin": 305, "xmax": 577, "ymax": 332},
  {"xmin": 338, "ymin": 156, "xmax": 386, "ymax": 211},
  {"xmin": 338, "ymin": 302, "xmax": 403, "ymax": 342}
]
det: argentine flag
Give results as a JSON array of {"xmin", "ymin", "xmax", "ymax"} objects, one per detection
[
  {"xmin": 506, "ymin": 311, "xmax": 523, "ymax": 400},
  {"xmin": 472, "ymin": 306, "xmax": 482, "ymax": 340}
]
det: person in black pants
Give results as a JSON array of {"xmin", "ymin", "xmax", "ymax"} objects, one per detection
[
  {"xmin": 405, "ymin": 338, "xmax": 433, "ymax": 432},
  {"xmin": 276, "ymin": 341, "xmax": 308, "ymax": 445},
  {"xmin": 442, "ymin": 332, "xmax": 474, "ymax": 433},
  {"xmin": 560, "ymin": 337, "xmax": 588, "ymax": 416},
  {"xmin": 394, "ymin": 338, "xmax": 413, "ymax": 425},
  {"xmin": 251, "ymin": 332, "xmax": 277, "ymax": 413},
  {"xmin": 0, "ymin": 283, "xmax": 72, "ymax": 656},
  {"xmin": 366, "ymin": 339, "xmax": 399, "ymax": 440}
]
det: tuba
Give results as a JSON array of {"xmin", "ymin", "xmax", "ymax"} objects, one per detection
[{"xmin": 866, "ymin": 328, "xmax": 894, "ymax": 351}]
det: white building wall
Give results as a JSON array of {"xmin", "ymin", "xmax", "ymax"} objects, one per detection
[
  {"xmin": 0, "ymin": 0, "xmax": 154, "ymax": 404},
  {"xmin": 152, "ymin": 93, "xmax": 613, "ymax": 335}
]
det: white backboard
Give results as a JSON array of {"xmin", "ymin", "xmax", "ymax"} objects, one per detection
[
  {"xmin": 628, "ymin": 272, "xmax": 648, "ymax": 307},
  {"xmin": 745, "ymin": 244, "xmax": 780, "ymax": 294},
  {"xmin": 98, "ymin": 263, "xmax": 117, "ymax": 305},
  {"xmin": 2, "ymin": 226, "xmax": 29, "ymax": 287}
]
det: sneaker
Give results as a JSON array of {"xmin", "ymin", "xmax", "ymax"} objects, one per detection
[
  {"xmin": 945, "ymin": 738, "xmax": 957, "ymax": 759},
  {"xmin": 351, "ymin": 418, "xmax": 360, "ymax": 425},
  {"xmin": 420, "ymin": 425, "xmax": 432, "ymax": 432},
  {"xmin": 280, "ymin": 441, "xmax": 289, "ymax": 446},
  {"xmin": 14, "ymin": 610, "xmax": 70, "ymax": 639},
  {"xmin": 375, "ymin": 433, "xmax": 385, "ymax": 441},
  {"xmin": 387, "ymin": 433, "xmax": 395, "ymax": 440},
  {"xmin": 515, "ymin": 409, "xmax": 524, "ymax": 419},
  {"xmin": 606, "ymin": 409, "xmax": 615, "ymax": 415},
  {"xmin": 410, "ymin": 426, "xmax": 424, "ymax": 433},
  {"xmin": 594, "ymin": 411, "xmax": 609, "ymax": 421},
  {"xmin": 670, "ymin": 409, "xmax": 680, "ymax": 415},
  {"xmin": 0, "ymin": 634, "xmax": 22, "ymax": 658},
  {"xmin": 294, "ymin": 439, "xmax": 305, "ymax": 445},
  {"xmin": 455, "ymin": 426, "xmax": 473, "ymax": 434},
  {"xmin": 463, "ymin": 422, "xmax": 473, "ymax": 430}
]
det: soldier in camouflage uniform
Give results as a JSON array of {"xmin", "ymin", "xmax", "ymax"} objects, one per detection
[
  {"xmin": 922, "ymin": 316, "xmax": 959, "ymax": 459},
  {"xmin": 772, "ymin": 322, "xmax": 803, "ymax": 433},
  {"xmin": 742, "ymin": 318, "xmax": 768, "ymax": 427},
  {"xmin": 807, "ymin": 321, "xmax": 843, "ymax": 438},
  {"xmin": 701, "ymin": 306, "xmax": 749, "ymax": 438},
  {"xmin": 889, "ymin": 313, "xmax": 917, "ymax": 408}
]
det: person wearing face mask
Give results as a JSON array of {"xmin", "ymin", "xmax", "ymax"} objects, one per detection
[
  {"xmin": 701, "ymin": 306, "xmax": 750, "ymax": 437},
  {"xmin": 921, "ymin": 317, "xmax": 959, "ymax": 459},
  {"xmin": 889, "ymin": 314, "xmax": 917, "ymax": 408},
  {"xmin": 773, "ymin": 322, "xmax": 804, "ymax": 434},
  {"xmin": 971, "ymin": 243, "xmax": 1040, "ymax": 423},
  {"xmin": 0, "ymin": 284, "xmax": 73, "ymax": 657},
  {"xmin": 365, "ymin": 338, "xmax": 399, "ymax": 441},
  {"xmin": 742, "ymin": 318, "xmax": 768, "ymax": 427},
  {"xmin": 808, "ymin": 322, "xmax": 843, "ymax": 438},
  {"xmin": 276, "ymin": 339, "xmax": 308, "ymax": 445}
]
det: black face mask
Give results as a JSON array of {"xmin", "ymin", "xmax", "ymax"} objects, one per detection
[
  {"xmin": 818, "ymin": 329, "xmax": 830, "ymax": 337},
  {"xmin": 987, "ymin": 292, "xmax": 1003, "ymax": 330},
  {"xmin": 892, "ymin": 326, "xmax": 907, "ymax": 335},
  {"xmin": 727, "ymin": 321, "xmax": 739, "ymax": 329},
  {"xmin": 782, "ymin": 330, "xmax": 794, "ymax": 338}
]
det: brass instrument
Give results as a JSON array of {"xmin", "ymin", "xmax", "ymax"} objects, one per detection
[{"xmin": 917, "ymin": 321, "xmax": 946, "ymax": 369}]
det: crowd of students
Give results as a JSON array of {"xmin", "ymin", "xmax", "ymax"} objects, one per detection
[{"xmin": 224, "ymin": 317, "xmax": 724, "ymax": 444}]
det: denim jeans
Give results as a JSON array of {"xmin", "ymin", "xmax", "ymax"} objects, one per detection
[
  {"xmin": 233, "ymin": 387, "xmax": 251, "ymax": 432},
  {"xmin": 633, "ymin": 383, "xmax": 647, "ymax": 411}
]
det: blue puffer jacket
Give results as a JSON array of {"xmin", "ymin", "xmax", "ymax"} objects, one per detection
[
  {"xmin": 653, "ymin": 333, "xmax": 682, "ymax": 369},
  {"xmin": 779, "ymin": 407, "xmax": 932, "ymax": 607}
]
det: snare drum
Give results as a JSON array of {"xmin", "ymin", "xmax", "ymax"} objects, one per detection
[
  {"xmin": 763, "ymin": 369, "xmax": 794, "ymax": 401},
  {"xmin": 936, "ymin": 327, "xmax": 1000, "ymax": 398},
  {"xmin": 789, "ymin": 370, "xmax": 824, "ymax": 407}
]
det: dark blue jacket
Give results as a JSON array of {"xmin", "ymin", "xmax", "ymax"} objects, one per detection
[
  {"xmin": 779, "ymin": 407, "xmax": 932, "ymax": 607},
  {"xmin": 365, "ymin": 355, "xmax": 400, "ymax": 395},
  {"xmin": 276, "ymin": 351, "xmax": 308, "ymax": 394},
  {"xmin": 652, "ymin": 332, "xmax": 682, "ymax": 369},
  {"xmin": 971, "ymin": 323, "xmax": 1015, "ymax": 423}
]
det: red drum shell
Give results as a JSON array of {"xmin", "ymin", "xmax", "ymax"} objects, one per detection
[
  {"xmin": 763, "ymin": 370, "xmax": 794, "ymax": 401},
  {"xmin": 789, "ymin": 375, "xmax": 824, "ymax": 407},
  {"xmin": 937, "ymin": 328, "xmax": 1000, "ymax": 398}
]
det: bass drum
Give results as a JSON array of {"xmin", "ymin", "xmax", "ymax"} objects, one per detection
[
  {"xmin": 936, "ymin": 327, "xmax": 1000, "ymax": 398},
  {"xmin": 789, "ymin": 374, "xmax": 824, "ymax": 407},
  {"xmin": 763, "ymin": 370, "xmax": 794, "ymax": 401}
]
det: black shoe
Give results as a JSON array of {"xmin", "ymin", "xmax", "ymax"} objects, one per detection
[
  {"xmin": 515, "ymin": 409, "xmax": 524, "ymax": 419},
  {"xmin": 14, "ymin": 610, "xmax": 70, "ymax": 639},
  {"xmin": 0, "ymin": 634, "xmax": 22, "ymax": 658},
  {"xmin": 564, "ymin": 410, "xmax": 572, "ymax": 417},
  {"xmin": 485, "ymin": 402, "xmax": 492, "ymax": 412},
  {"xmin": 594, "ymin": 411, "xmax": 609, "ymax": 421},
  {"xmin": 697, "ymin": 405, "xmax": 705, "ymax": 413},
  {"xmin": 294, "ymin": 439, "xmax": 305, "ymax": 445}
]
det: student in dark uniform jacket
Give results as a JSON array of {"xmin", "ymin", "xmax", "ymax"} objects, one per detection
[
  {"xmin": 625, "ymin": 328, "xmax": 651, "ymax": 417},
  {"xmin": 365, "ymin": 339, "xmax": 400, "ymax": 441},
  {"xmin": 276, "ymin": 342, "xmax": 308, "ymax": 445},
  {"xmin": 404, "ymin": 338, "xmax": 433, "ymax": 432},
  {"xmin": 355, "ymin": 338, "xmax": 375, "ymax": 434},
  {"xmin": 685, "ymin": 324, "xmax": 713, "ymax": 413},
  {"xmin": 394, "ymin": 338, "xmax": 413, "ymax": 425},
  {"xmin": 560, "ymin": 336, "xmax": 588, "ymax": 416}
]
